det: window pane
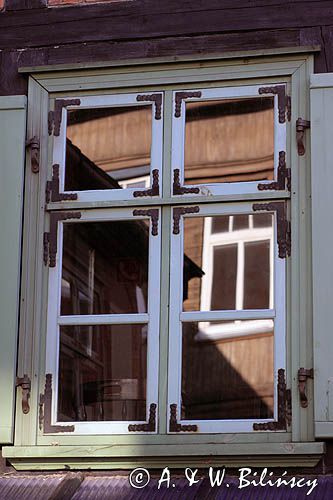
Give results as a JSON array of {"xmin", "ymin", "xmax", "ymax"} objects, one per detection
[
  {"xmin": 232, "ymin": 214, "xmax": 249, "ymax": 231},
  {"xmin": 211, "ymin": 245, "xmax": 237, "ymax": 310},
  {"xmin": 183, "ymin": 213, "xmax": 273, "ymax": 312},
  {"xmin": 65, "ymin": 106, "xmax": 152, "ymax": 191},
  {"xmin": 211, "ymin": 215, "xmax": 229, "ymax": 233},
  {"xmin": 244, "ymin": 240, "xmax": 270, "ymax": 309},
  {"xmin": 253, "ymin": 213, "xmax": 273, "ymax": 228},
  {"xmin": 184, "ymin": 97, "xmax": 274, "ymax": 185},
  {"xmin": 58, "ymin": 324, "xmax": 147, "ymax": 422},
  {"xmin": 181, "ymin": 321, "xmax": 274, "ymax": 420},
  {"xmin": 60, "ymin": 221, "xmax": 149, "ymax": 315}
]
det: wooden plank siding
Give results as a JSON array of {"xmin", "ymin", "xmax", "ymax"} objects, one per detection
[{"xmin": 0, "ymin": 1, "xmax": 333, "ymax": 95}]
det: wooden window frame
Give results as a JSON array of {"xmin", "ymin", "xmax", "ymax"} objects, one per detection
[
  {"xmin": 171, "ymin": 85, "xmax": 286, "ymax": 199},
  {"xmin": 168, "ymin": 202, "xmax": 285, "ymax": 434},
  {"xmin": 52, "ymin": 93, "xmax": 163, "ymax": 203},
  {"xmin": 45, "ymin": 208, "xmax": 161, "ymax": 435},
  {"xmin": 2, "ymin": 50, "xmax": 324, "ymax": 469}
]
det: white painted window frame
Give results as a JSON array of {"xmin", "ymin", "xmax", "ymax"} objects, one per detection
[
  {"xmin": 168, "ymin": 202, "xmax": 286, "ymax": 433},
  {"xmin": 119, "ymin": 175, "xmax": 151, "ymax": 190},
  {"xmin": 199, "ymin": 214, "xmax": 274, "ymax": 340},
  {"xmin": 45, "ymin": 207, "xmax": 161, "ymax": 434},
  {"xmin": 52, "ymin": 93, "xmax": 163, "ymax": 203},
  {"xmin": 171, "ymin": 85, "xmax": 287, "ymax": 198}
]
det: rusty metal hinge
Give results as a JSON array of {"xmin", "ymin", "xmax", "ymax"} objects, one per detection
[
  {"xmin": 169, "ymin": 404, "xmax": 198, "ymax": 432},
  {"xmin": 133, "ymin": 169, "xmax": 159, "ymax": 197},
  {"xmin": 48, "ymin": 99, "xmax": 81, "ymax": 136},
  {"xmin": 132, "ymin": 209, "xmax": 159, "ymax": 236},
  {"xmin": 173, "ymin": 169, "xmax": 200, "ymax": 195},
  {"xmin": 298, "ymin": 368, "xmax": 314, "ymax": 408},
  {"xmin": 173, "ymin": 206, "xmax": 200, "ymax": 234},
  {"xmin": 174, "ymin": 91, "xmax": 202, "ymax": 118},
  {"xmin": 46, "ymin": 164, "xmax": 78, "ymax": 203},
  {"xmin": 296, "ymin": 118, "xmax": 310, "ymax": 156},
  {"xmin": 254, "ymin": 368, "xmax": 291, "ymax": 431},
  {"xmin": 44, "ymin": 211, "xmax": 81, "ymax": 267},
  {"xmin": 128, "ymin": 403, "xmax": 157, "ymax": 432},
  {"xmin": 39, "ymin": 374, "xmax": 75, "ymax": 433},
  {"xmin": 253, "ymin": 201, "xmax": 291, "ymax": 258},
  {"xmin": 258, "ymin": 151, "xmax": 291, "ymax": 192},
  {"xmin": 258, "ymin": 85, "xmax": 291, "ymax": 123},
  {"xmin": 136, "ymin": 94, "xmax": 162, "ymax": 120},
  {"xmin": 16, "ymin": 375, "xmax": 31, "ymax": 414},
  {"xmin": 26, "ymin": 136, "xmax": 40, "ymax": 173}
]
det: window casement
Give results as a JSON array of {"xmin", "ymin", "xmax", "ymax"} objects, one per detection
[
  {"xmin": 3, "ymin": 52, "xmax": 327, "ymax": 468},
  {"xmin": 43, "ymin": 84, "xmax": 289, "ymax": 436}
]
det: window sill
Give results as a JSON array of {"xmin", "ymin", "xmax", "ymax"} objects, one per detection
[{"xmin": 2, "ymin": 442, "xmax": 325, "ymax": 470}]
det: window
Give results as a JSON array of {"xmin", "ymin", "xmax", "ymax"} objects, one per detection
[
  {"xmin": 43, "ymin": 82, "xmax": 288, "ymax": 435},
  {"xmin": 4, "ymin": 53, "xmax": 325, "ymax": 468}
]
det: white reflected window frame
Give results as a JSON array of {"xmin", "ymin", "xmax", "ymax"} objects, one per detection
[{"xmin": 198, "ymin": 214, "xmax": 274, "ymax": 341}]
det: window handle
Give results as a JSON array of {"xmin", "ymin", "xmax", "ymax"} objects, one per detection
[
  {"xmin": 16, "ymin": 375, "xmax": 31, "ymax": 414},
  {"xmin": 298, "ymin": 368, "xmax": 313, "ymax": 408}
]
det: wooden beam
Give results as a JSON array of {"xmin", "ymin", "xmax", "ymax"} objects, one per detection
[{"xmin": 0, "ymin": 0, "xmax": 333, "ymax": 49}]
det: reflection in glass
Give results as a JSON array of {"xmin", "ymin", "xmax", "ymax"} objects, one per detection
[
  {"xmin": 184, "ymin": 97, "xmax": 274, "ymax": 185},
  {"xmin": 65, "ymin": 106, "xmax": 152, "ymax": 191},
  {"xmin": 183, "ymin": 214, "xmax": 273, "ymax": 311},
  {"xmin": 58, "ymin": 324, "xmax": 147, "ymax": 422},
  {"xmin": 61, "ymin": 221, "xmax": 149, "ymax": 315},
  {"xmin": 181, "ymin": 321, "xmax": 274, "ymax": 420}
]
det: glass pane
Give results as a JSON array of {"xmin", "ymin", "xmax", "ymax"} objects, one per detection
[
  {"xmin": 253, "ymin": 213, "xmax": 273, "ymax": 228},
  {"xmin": 61, "ymin": 221, "xmax": 149, "ymax": 315},
  {"xmin": 58, "ymin": 324, "xmax": 147, "ymax": 422},
  {"xmin": 232, "ymin": 214, "xmax": 249, "ymax": 231},
  {"xmin": 211, "ymin": 215, "xmax": 229, "ymax": 233},
  {"xmin": 181, "ymin": 321, "xmax": 274, "ymax": 420},
  {"xmin": 65, "ymin": 106, "xmax": 152, "ymax": 191},
  {"xmin": 184, "ymin": 97, "xmax": 274, "ymax": 185},
  {"xmin": 244, "ymin": 240, "xmax": 270, "ymax": 309},
  {"xmin": 183, "ymin": 213, "xmax": 273, "ymax": 312},
  {"xmin": 211, "ymin": 245, "xmax": 237, "ymax": 310}
]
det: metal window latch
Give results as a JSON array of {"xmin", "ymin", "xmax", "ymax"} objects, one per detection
[
  {"xmin": 16, "ymin": 375, "xmax": 31, "ymax": 414},
  {"xmin": 296, "ymin": 118, "xmax": 310, "ymax": 156},
  {"xmin": 298, "ymin": 368, "xmax": 314, "ymax": 408},
  {"xmin": 26, "ymin": 136, "xmax": 40, "ymax": 173}
]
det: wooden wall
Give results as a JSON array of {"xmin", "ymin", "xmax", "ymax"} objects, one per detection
[{"xmin": 1, "ymin": 1, "xmax": 333, "ymax": 95}]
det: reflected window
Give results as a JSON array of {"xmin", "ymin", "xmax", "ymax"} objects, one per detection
[{"xmin": 183, "ymin": 213, "xmax": 273, "ymax": 316}]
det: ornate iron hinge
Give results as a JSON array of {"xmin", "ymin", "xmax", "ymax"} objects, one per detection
[
  {"xmin": 133, "ymin": 169, "xmax": 159, "ymax": 197},
  {"xmin": 136, "ymin": 94, "xmax": 162, "ymax": 120},
  {"xmin": 258, "ymin": 85, "xmax": 291, "ymax": 123},
  {"xmin": 258, "ymin": 151, "xmax": 290, "ymax": 192},
  {"xmin": 298, "ymin": 368, "xmax": 314, "ymax": 408},
  {"xmin": 26, "ymin": 136, "xmax": 40, "ymax": 173},
  {"xmin": 132, "ymin": 209, "xmax": 159, "ymax": 236},
  {"xmin": 252, "ymin": 201, "xmax": 291, "ymax": 258},
  {"xmin": 46, "ymin": 164, "xmax": 78, "ymax": 203},
  {"xmin": 254, "ymin": 368, "xmax": 292, "ymax": 431},
  {"xmin": 169, "ymin": 404, "xmax": 198, "ymax": 432},
  {"xmin": 173, "ymin": 206, "xmax": 200, "ymax": 234},
  {"xmin": 39, "ymin": 374, "xmax": 75, "ymax": 433},
  {"xmin": 128, "ymin": 403, "xmax": 157, "ymax": 432},
  {"xmin": 16, "ymin": 375, "xmax": 31, "ymax": 414},
  {"xmin": 48, "ymin": 98, "xmax": 81, "ymax": 136},
  {"xmin": 44, "ymin": 211, "xmax": 81, "ymax": 267},
  {"xmin": 173, "ymin": 169, "xmax": 200, "ymax": 195},
  {"xmin": 296, "ymin": 118, "xmax": 311, "ymax": 156},
  {"xmin": 174, "ymin": 91, "xmax": 202, "ymax": 118}
]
